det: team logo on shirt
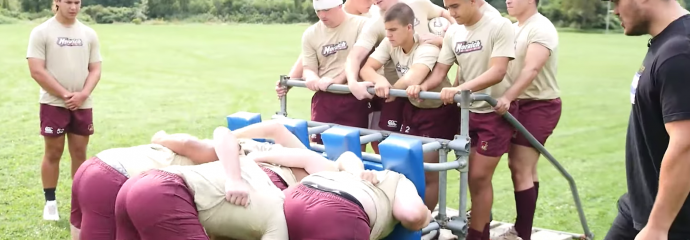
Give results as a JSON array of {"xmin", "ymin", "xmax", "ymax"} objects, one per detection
[
  {"xmin": 454, "ymin": 40, "xmax": 483, "ymax": 55},
  {"xmin": 56, "ymin": 37, "xmax": 84, "ymax": 47},
  {"xmin": 395, "ymin": 63, "xmax": 409, "ymax": 76},
  {"xmin": 630, "ymin": 65, "xmax": 644, "ymax": 104},
  {"xmin": 322, "ymin": 41, "xmax": 349, "ymax": 57}
]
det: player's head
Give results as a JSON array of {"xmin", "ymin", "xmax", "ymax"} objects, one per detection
[
  {"xmin": 351, "ymin": 0, "xmax": 375, "ymax": 15},
  {"xmin": 53, "ymin": 0, "xmax": 81, "ymax": 19},
  {"xmin": 444, "ymin": 0, "xmax": 480, "ymax": 25},
  {"xmin": 314, "ymin": 0, "xmax": 346, "ymax": 27},
  {"xmin": 506, "ymin": 0, "xmax": 538, "ymax": 17},
  {"xmin": 376, "ymin": 0, "xmax": 399, "ymax": 12},
  {"xmin": 384, "ymin": 3, "xmax": 415, "ymax": 47},
  {"xmin": 609, "ymin": 0, "xmax": 677, "ymax": 36}
]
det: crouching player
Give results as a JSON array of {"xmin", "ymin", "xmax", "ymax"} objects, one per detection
[
  {"xmin": 360, "ymin": 2, "xmax": 458, "ymax": 214},
  {"xmin": 283, "ymin": 150, "xmax": 432, "ymax": 240},
  {"xmin": 408, "ymin": 0, "xmax": 517, "ymax": 238},
  {"xmin": 114, "ymin": 122, "xmax": 343, "ymax": 240}
]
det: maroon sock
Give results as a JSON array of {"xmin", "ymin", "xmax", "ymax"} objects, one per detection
[
  {"xmin": 466, "ymin": 228, "xmax": 483, "ymax": 240},
  {"xmin": 482, "ymin": 222, "xmax": 491, "ymax": 240},
  {"xmin": 514, "ymin": 187, "xmax": 537, "ymax": 240},
  {"xmin": 534, "ymin": 181, "xmax": 540, "ymax": 199}
]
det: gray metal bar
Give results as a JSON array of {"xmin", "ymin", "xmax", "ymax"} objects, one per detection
[
  {"xmin": 422, "ymin": 142, "xmax": 442, "ymax": 153},
  {"xmin": 360, "ymin": 133, "xmax": 384, "ymax": 145},
  {"xmin": 308, "ymin": 125, "xmax": 331, "ymax": 135},
  {"xmin": 472, "ymin": 93, "xmax": 593, "ymax": 240},
  {"xmin": 437, "ymin": 148, "xmax": 448, "ymax": 222},
  {"xmin": 423, "ymin": 161, "xmax": 461, "ymax": 172},
  {"xmin": 277, "ymin": 75, "xmax": 289, "ymax": 117},
  {"xmin": 447, "ymin": 138, "xmax": 470, "ymax": 153},
  {"xmin": 456, "ymin": 90, "xmax": 471, "ymax": 230},
  {"xmin": 362, "ymin": 152, "xmax": 381, "ymax": 163},
  {"xmin": 421, "ymin": 221, "xmax": 440, "ymax": 235},
  {"xmin": 446, "ymin": 218, "xmax": 468, "ymax": 237},
  {"xmin": 284, "ymin": 79, "xmax": 465, "ymax": 103}
]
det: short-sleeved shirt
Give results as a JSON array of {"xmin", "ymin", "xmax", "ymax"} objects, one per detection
[
  {"xmin": 437, "ymin": 13, "xmax": 515, "ymax": 113},
  {"xmin": 355, "ymin": 0, "xmax": 445, "ymax": 83},
  {"xmin": 96, "ymin": 144, "xmax": 196, "ymax": 178},
  {"xmin": 302, "ymin": 13, "xmax": 369, "ymax": 93},
  {"xmin": 163, "ymin": 159, "xmax": 288, "ymax": 240},
  {"xmin": 346, "ymin": 5, "xmax": 381, "ymax": 18},
  {"xmin": 26, "ymin": 17, "xmax": 102, "ymax": 109},
  {"xmin": 626, "ymin": 14, "xmax": 690, "ymax": 234},
  {"xmin": 369, "ymin": 35, "xmax": 450, "ymax": 108},
  {"xmin": 502, "ymin": 13, "xmax": 559, "ymax": 100}
]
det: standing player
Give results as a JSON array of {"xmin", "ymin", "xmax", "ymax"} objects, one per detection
[
  {"xmin": 345, "ymin": 0, "xmax": 455, "ymax": 157},
  {"xmin": 489, "ymin": 0, "xmax": 559, "ymax": 239},
  {"xmin": 407, "ymin": 0, "xmax": 515, "ymax": 238},
  {"xmin": 287, "ymin": 0, "xmax": 371, "ymax": 145},
  {"xmin": 27, "ymin": 0, "xmax": 102, "ymax": 221},
  {"xmin": 360, "ymin": 2, "xmax": 459, "ymax": 212},
  {"xmin": 601, "ymin": 0, "xmax": 690, "ymax": 239}
]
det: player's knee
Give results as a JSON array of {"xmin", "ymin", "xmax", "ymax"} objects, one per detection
[{"xmin": 44, "ymin": 144, "xmax": 65, "ymax": 163}]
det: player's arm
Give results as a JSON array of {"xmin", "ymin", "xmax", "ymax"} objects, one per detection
[
  {"xmin": 501, "ymin": 28, "xmax": 556, "ymax": 101},
  {"xmin": 646, "ymin": 54, "xmax": 690, "ymax": 232},
  {"xmin": 212, "ymin": 127, "xmax": 243, "ymax": 182},
  {"xmin": 458, "ymin": 20, "xmax": 516, "ymax": 92},
  {"xmin": 392, "ymin": 177, "xmax": 433, "ymax": 231},
  {"xmin": 360, "ymin": 39, "xmax": 392, "ymax": 86},
  {"xmin": 335, "ymin": 152, "xmax": 366, "ymax": 174},
  {"xmin": 394, "ymin": 44, "xmax": 439, "ymax": 89},
  {"xmin": 419, "ymin": 30, "xmax": 456, "ymax": 91},
  {"xmin": 26, "ymin": 29, "xmax": 71, "ymax": 98},
  {"xmin": 248, "ymin": 148, "xmax": 338, "ymax": 174},
  {"xmin": 424, "ymin": 0, "xmax": 456, "ymax": 24},
  {"xmin": 301, "ymin": 29, "xmax": 321, "ymax": 81},
  {"xmin": 82, "ymin": 30, "xmax": 102, "ymax": 96},
  {"xmin": 232, "ymin": 120, "xmax": 307, "ymax": 149},
  {"xmin": 346, "ymin": 19, "xmax": 381, "ymax": 85}
]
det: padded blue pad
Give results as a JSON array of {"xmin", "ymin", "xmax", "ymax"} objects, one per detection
[
  {"xmin": 276, "ymin": 118, "xmax": 310, "ymax": 149},
  {"xmin": 226, "ymin": 112, "xmax": 264, "ymax": 142},
  {"xmin": 320, "ymin": 126, "xmax": 362, "ymax": 160},
  {"xmin": 363, "ymin": 161, "xmax": 383, "ymax": 171},
  {"xmin": 379, "ymin": 135, "xmax": 426, "ymax": 240}
]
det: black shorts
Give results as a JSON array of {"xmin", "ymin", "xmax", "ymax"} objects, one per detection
[{"xmin": 604, "ymin": 193, "xmax": 690, "ymax": 240}]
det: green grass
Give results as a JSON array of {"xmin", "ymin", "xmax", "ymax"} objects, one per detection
[{"xmin": 0, "ymin": 22, "xmax": 648, "ymax": 239}]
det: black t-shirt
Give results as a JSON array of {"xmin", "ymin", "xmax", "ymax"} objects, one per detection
[{"xmin": 626, "ymin": 14, "xmax": 690, "ymax": 233}]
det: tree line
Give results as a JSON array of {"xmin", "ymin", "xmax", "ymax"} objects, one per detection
[{"xmin": 1, "ymin": 0, "xmax": 688, "ymax": 30}]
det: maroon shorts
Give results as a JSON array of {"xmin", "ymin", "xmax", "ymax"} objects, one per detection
[
  {"xmin": 469, "ymin": 102, "xmax": 518, "ymax": 157},
  {"xmin": 70, "ymin": 157, "xmax": 127, "ymax": 240},
  {"xmin": 311, "ymin": 91, "xmax": 371, "ymax": 144},
  {"xmin": 261, "ymin": 167, "xmax": 288, "ymax": 191},
  {"xmin": 39, "ymin": 104, "xmax": 94, "ymax": 137},
  {"xmin": 511, "ymin": 98, "xmax": 562, "ymax": 147},
  {"xmin": 370, "ymin": 96, "xmax": 384, "ymax": 112},
  {"xmin": 114, "ymin": 169, "xmax": 208, "ymax": 240},
  {"xmin": 400, "ymin": 102, "xmax": 460, "ymax": 140},
  {"xmin": 284, "ymin": 184, "xmax": 370, "ymax": 240},
  {"xmin": 377, "ymin": 97, "xmax": 407, "ymax": 131}
]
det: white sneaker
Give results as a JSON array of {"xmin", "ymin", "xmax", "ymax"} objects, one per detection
[
  {"xmin": 43, "ymin": 200, "xmax": 59, "ymax": 221},
  {"xmin": 492, "ymin": 227, "xmax": 522, "ymax": 240}
]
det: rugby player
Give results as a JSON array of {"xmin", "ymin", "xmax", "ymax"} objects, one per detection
[{"xmin": 27, "ymin": 0, "xmax": 102, "ymax": 221}]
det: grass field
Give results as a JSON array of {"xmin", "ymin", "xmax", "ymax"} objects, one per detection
[{"xmin": 0, "ymin": 22, "xmax": 648, "ymax": 239}]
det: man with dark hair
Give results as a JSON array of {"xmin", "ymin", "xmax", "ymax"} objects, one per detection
[
  {"xmin": 360, "ymin": 2, "xmax": 458, "ymax": 213},
  {"xmin": 491, "ymin": 0, "xmax": 559, "ymax": 239},
  {"xmin": 27, "ymin": 0, "xmax": 102, "ymax": 221},
  {"xmin": 601, "ymin": 0, "xmax": 690, "ymax": 239},
  {"xmin": 405, "ymin": 0, "xmax": 515, "ymax": 239}
]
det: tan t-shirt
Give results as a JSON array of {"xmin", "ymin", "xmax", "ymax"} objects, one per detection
[
  {"xmin": 300, "ymin": 170, "xmax": 405, "ymax": 240},
  {"xmin": 163, "ymin": 159, "xmax": 287, "ymax": 240},
  {"xmin": 26, "ymin": 17, "xmax": 102, "ymax": 109},
  {"xmin": 96, "ymin": 144, "xmax": 196, "ymax": 177},
  {"xmin": 355, "ymin": 0, "xmax": 445, "ymax": 83},
  {"xmin": 238, "ymin": 138, "xmax": 298, "ymax": 186},
  {"xmin": 437, "ymin": 13, "xmax": 515, "ymax": 113},
  {"xmin": 503, "ymin": 13, "xmax": 559, "ymax": 100},
  {"xmin": 369, "ymin": 35, "xmax": 451, "ymax": 108},
  {"xmin": 302, "ymin": 13, "xmax": 369, "ymax": 93}
]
